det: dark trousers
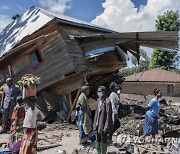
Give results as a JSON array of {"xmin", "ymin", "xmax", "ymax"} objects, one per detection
[
  {"xmin": 96, "ymin": 133, "xmax": 107, "ymax": 143},
  {"xmin": 96, "ymin": 133, "xmax": 108, "ymax": 154},
  {"xmin": 2, "ymin": 103, "xmax": 15, "ymax": 131},
  {"xmin": 109, "ymin": 119, "xmax": 120, "ymax": 141}
]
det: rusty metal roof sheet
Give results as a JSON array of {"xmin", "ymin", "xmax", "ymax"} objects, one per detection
[{"xmin": 125, "ymin": 68, "xmax": 180, "ymax": 82}]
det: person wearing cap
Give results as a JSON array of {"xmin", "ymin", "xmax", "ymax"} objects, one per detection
[
  {"xmin": 19, "ymin": 96, "xmax": 39, "ymax": 154},
  {"xmin": 76, "ymin": 86, "xmax": 95, "ymax": 145},
  {"xmin": 93, "ymin": 86, "xmax": 113, "ymax": 154},
  {"xmin": 109, "ymin": 82, "xmax": 120, "ymax": 142},
  {"xmin": 0, "ymin": 78, "xmax": 21, "ymax": 133}
]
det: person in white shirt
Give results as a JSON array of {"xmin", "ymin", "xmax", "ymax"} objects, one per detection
[
  {"xmin": 19, "ymin": 97, "xmax": 39, "ymax": 154},
  {"xmin": 109, "ymin": 82, "xmax": 120, "ymax": 142}
]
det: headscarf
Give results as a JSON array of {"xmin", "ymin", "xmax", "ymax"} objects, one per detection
[
  {"xmin": 109, "ymin": 82, "xmax": 117, "ymax": 91},
  {"xmin": 80, "ymin": 86, "xmax": 89, "ymax": 93}
]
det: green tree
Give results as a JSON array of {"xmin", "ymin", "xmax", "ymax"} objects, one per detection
[{"xmin": 149, "ymin": 10, "xmax": 180, "ymax": 70}]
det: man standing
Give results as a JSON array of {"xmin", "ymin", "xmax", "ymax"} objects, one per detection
[
  {"xmin": 0, "ymin": 78, "xmax": 21, "ymax": 133},
  {"xmin": 93, "ymin": 86, "xmax": 112, "ymax": 154}
]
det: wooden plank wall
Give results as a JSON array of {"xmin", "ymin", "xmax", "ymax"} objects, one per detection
[
  {"xmin": 59, "ymin": 24, "xmax": 115, "ymax": 72},
  {"xmin": 65, "ymin": 38, "xmax": 88, "ymax": 72},
  {"xmin": 0, "ymin": 34, "xmax": 75, "ymax": 91},
  {"xmin": 50, "ymin": 73, "xmax": 85, "ymax": 94},
  {"xmin": 60, "ymin": 24, "xmax": 106, "ymax": 37},
  {"xmin": 88, "ymin": 51, "xmax": 123, "ymax": 69},
  {"xmin": 33, "ymin": 35, "xmax": 75, "ymax": 90}
]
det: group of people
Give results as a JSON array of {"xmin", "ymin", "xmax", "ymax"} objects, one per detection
[
  {"xmin": 76, "ymin": 82, "xmax": 121, "ymax": 154},
  {"xmin": 0, "ymin": 78, "xmax": 39, "ymax": 154},
  {"xmin": 0, "ymin": 77, "xmax": 163, "ymax": 154},
  {"xmin": 76, "ymin": 83, "xmax": 162, "ymax": 154}
]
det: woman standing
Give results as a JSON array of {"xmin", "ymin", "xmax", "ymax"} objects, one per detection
[
  {"xmin": 76, "ymin": 86, "xmax": 95, "ymax": 144},
  {"xmin": 141, "ymin": 89, "xmax": 162, "ymax": 141},
  {"xmin": 93, "ymin": 86, "xmax": 112, "ymax": 154},
  {"xmin": 19, "ymin": 97, "xmax": 39, "ymax": 154}
]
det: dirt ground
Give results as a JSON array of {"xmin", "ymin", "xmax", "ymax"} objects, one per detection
[{"xmin": 0, "ymin": 124, "xmax": 119, "ymax": 154}]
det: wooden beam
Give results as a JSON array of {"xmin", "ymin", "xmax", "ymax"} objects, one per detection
[
  {"xmin": 75, "ymin": 31, "xmax": 178, "ymax": 54},
  {"xmin": 51, "ymin": 73, "xmax": 85, "ymax": 95},
  {"xmin": 81, "ymin": 39, "xmax": 134, "ymax": 51},
  {"xmin": 138, "ymin": 31, "xmax": 178, "ymax": 41},
  {"xmin": 75, "ymin": 32, "xmax": 137, "ymax": 41},
  {"xmin": 66, "ymin": 89, "xmax": 81, "ymax": 122},
  {"xmin": 136, "ymin": 32, "xmax": 140, "ymax": 64},
  {"xmin": 135, "ymin": 41, "xmax": 178, "ymax": 50},
  {"xmin": 118, "ymin": 43, "xmax": 138, "ymax": 58},
  {"xmin": 69, "ymin": 92, "xmax": 72, "ymax": 110}
]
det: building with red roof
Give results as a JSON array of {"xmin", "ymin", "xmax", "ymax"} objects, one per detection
[{"xmin": 121, "ymin": 68, "xmax": 180, "ymax": 96}]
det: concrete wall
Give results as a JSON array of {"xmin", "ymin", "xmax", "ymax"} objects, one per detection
[{"xmin": 121, "ymin": 82, "xmax": 180, "ymax": 97}]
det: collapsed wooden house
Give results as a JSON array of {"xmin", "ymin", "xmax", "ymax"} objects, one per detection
[{"xmin": 0, "ymin": 6, "xmax": 178, "ymax": 115}]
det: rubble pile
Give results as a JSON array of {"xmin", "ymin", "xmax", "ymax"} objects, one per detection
[
  {"xmin": 115, "ymin": 96, "xmax": 180, "ymax": 154},
  {"xmin": 118, "ymin": 98, "xmax": 180, "ymax": 135}
]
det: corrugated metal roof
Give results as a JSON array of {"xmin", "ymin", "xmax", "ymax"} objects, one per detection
[
  {"xmin": 0, "ymin": 7, "xmax": 52, "ymax": 57},
  {"xmin": 0, "ymin": 6, "xmax": 113, "ymax": 58},
  {"xmin": 125, "ymin": 68, "xmax": 180, "ymax": 82}
]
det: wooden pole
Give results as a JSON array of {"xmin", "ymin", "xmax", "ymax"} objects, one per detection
[
  {"xmin": 68, "ymin": 93, "xmax": 72, "ymax": 110},
  {"xmin": 66, "ymin": 89, "xmax": 81, "ymax": 122}
]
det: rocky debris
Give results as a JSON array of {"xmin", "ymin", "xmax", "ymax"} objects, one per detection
[
  {"xmin": 114, "ymin": 95, "xmax": 180, "ymax": 153},
  {"xmin": 118, "ymin": 96, "xmax": 180, "ymax": 133},
  {"xmin": 72, "ymin": 147, "xmax": 95, "ymax": 154},
  {"xmin": 164, "ymin": 141, "xmax": 180, "ymax": 154},
  {"xmin": 37, "ymin": 121, "xmax": 47, "ymax": 130}
]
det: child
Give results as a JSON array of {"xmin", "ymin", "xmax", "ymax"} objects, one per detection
[
  {"xmin": 10, "ymin": 96, "xmax": 25, "ymax": 133},
  {"xmin": 8, "ymin": 96, "xmax": 25, "ymax": 153},
  {"xmin": 19, "ymin": 97, "xmax": 39, "ymax": 154}
]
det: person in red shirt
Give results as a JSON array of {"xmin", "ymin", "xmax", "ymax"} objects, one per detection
[{"xmin": 8, "ymin": 96, "xmax": 25, "ymax": 153}]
